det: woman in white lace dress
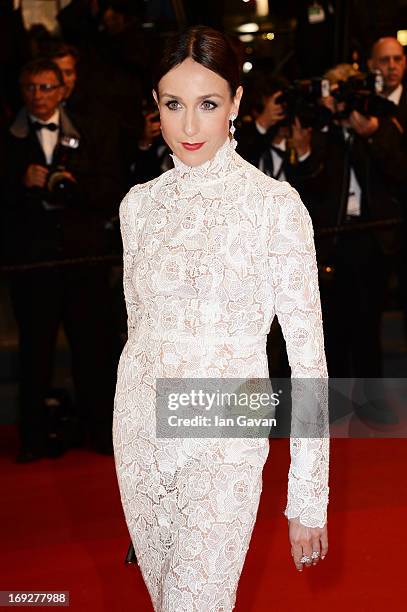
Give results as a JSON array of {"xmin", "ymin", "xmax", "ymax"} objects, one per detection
[{"xmin": 113, "ymin": 25, "xmax": 329, "ymax": 612}]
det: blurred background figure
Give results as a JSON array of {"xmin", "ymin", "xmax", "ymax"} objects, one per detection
[
  {"xmin": 123, "ymin": 105, "xmax": 172, "ymax": 188},
  {"xmin": 237, "ymin": 73, "xmax": 325, "ymax": 201},
  {"xmin": 1, "ymin": 59, "xmax": 122, "ymax": 462},
  {"xmin": 368, "ymin": 37, "xmax": 407, "ymax": 346},
  {"xmin": 0, "ymin": 0, "xmax": 28, "ymax": 113},
  {"xmin": 312, "ymin": 44, "xmax": 405, "ymax": 386},
  {"xmin": 48, "ymin": 43, "xmax": 78, "ymax": 101}
]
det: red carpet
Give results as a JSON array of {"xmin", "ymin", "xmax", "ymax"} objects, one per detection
[{"xmin": 1, "ymin": 426, "xmax": 405, "ymax": 611}]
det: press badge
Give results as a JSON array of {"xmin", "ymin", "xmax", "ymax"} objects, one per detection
[
  {"xmin": 60, "ymin": 135, "xmax": 80, "ymax": 149},
  {"xmin": 308, "ymin": 2, "xmax": 326, "ymax": 24}
]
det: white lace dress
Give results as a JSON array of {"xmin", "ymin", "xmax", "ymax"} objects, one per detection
[{"xmin": 113, "ymin": 137, "xmax": 329, "ymax": 612}]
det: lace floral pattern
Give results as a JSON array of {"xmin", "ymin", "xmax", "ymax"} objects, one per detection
[{"xmin": 113, "ymin": 137, "xmax": 329, "ymax": 611}]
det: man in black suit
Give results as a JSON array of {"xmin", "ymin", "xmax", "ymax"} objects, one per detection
[
  {"xmin": 2, "ymin": 59, "xmax": 121, "ymax": 462},
  {"xmin": 236, "ymin": 77, "xmax": 324, "ymax": 196},
  {"xmin": 367, "ymin": 38, "xmax": 407, "ymax": 341},
  {"xmin": 124, "ymin": 109, "xmax": 172, "ymax": 187},
  {"xmin": 47, "ymin": 40, "xmax": 148, "ymax": 197},
  {"xmin": 313, "ymin": 44, "xmax": 407, "ymax": 383},
  {"xmin": 47, "ymin": 43, "xmax": 82, "ymax": 114}
]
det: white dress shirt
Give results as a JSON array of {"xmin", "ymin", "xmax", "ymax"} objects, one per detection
[
  {"xmin": 30, "ymin": 109, "xmax": 60, "ymax": 164},
  {"xmin": 346, "ymin": 83, "xmax": 403, "ymax": 217},
  {"xmin": 387, "ymin": 83, "xmax": 403, "ymax": 106},
  {"xmin": 255, "ymin": 121, "xmax": 310, "ymax": 181},
  {"xmin": 29, "ymin": 110, "xmax": 60, "ymax": 210},
  {"xmin": 343, "ymin": 127, "xmax": 361, "ymax": 217}
]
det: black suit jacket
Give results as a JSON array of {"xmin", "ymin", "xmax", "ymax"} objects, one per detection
[
  {"xmin": 124, "ymin": 134, "xmax": 172, "ymax": 188},
  {"xmin": 1, "ymin": 105, "xmax": 123, "ymax": 264},
  {"xmin": 236, "ymin": 119, "xmax": 324, "ymax": 204},
  {"xmin": 310, "ymin": 112, "xmax": 405, "ymax": 259},
  {"xmin": 366, "ymin": 86, "xmax": 407, "ymax": 194}
]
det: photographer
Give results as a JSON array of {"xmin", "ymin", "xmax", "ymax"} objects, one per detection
[
  {"xmin": 123, "ymin": 106, "xmax": 172, "ymax": 187},
  {"xmin": 236, "ymin": 75, "xmax": 324, "ymax": 195},
  {"xmin": 367, "ymin": 38, "xmax": 407, "ymax": 340},
  {"xmin": 1, "ymin": 59, "xmax": 121, "ymax": 462},
  {"xmin": 313, "ymin": 57, "xmax": 405, "ymax": 383},
  {"xmin": 368, "ymin": 37, "xmax": 407, "ymax": 153}
]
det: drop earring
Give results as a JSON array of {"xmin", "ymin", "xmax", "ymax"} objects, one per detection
[{"xmin": 229, "ymin": 114, "xmax": 237, "ymax": 149}]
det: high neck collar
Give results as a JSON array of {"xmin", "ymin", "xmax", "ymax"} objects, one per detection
[{"xmin": 170, "ymin": 137, "xmax": 240, "ymax": 186}]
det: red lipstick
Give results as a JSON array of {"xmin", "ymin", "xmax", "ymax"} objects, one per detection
[{"xmin": 181, "ymin": 142, "xmax": 205, "ymax": 151}]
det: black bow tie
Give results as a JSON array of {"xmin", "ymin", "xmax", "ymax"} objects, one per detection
[
  {"xmin": 270, "ymin": 144, "xmax": 287, "ymax": 159},
  {"xmin": 32, "ymin": 121, "xmax": 59, "ymax": 132}
]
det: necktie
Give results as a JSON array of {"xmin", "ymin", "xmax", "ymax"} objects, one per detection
[
  {"xmin": 260, "ymin": 145, "xmax": 286, "ymax": 179},
  {"xmin": 32, "ymin": 121, "xmax": 58, "ymax": 132}
]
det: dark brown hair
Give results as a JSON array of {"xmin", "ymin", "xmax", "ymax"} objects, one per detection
[
  {"xmin": 20, "ymin": 59, "xmax": 64, "ymax": 86},
  {"xmin": 153, "ymin": 25, "xmax": 240, "ymax": 98},
  {"xmin": 47, "ymin": 42, "xmax": 80, "ymax": 64}
]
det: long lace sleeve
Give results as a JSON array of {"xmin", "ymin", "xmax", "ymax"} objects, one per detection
[
  {"xmin": 267, "ymin": 184, "xmax": 330, "ymax": 528},
  {"xmin": 120, "ymin": 190, "xmax": 142, "ymax": 334}
]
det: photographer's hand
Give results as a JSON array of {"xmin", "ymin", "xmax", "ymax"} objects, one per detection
[
  {"xmin": 59, "ymin": 171, "xmax": 77, "ymax": 183},
  {"xmin": 291, "ymin": 117, "xmax": 312, "ymax": 157},
  {"xmin": 139, "ymin": 111, "xmax": 161, "ymax": 149},
  {"xmin": 23, "ymin": 164, "xmax": 49, "ymax": 188},
  {"xmin": 349, "ymin": 110, "xmax": 379, "ymax": 137},
  {"xmin": 256, "ymin": 91, "xmax": 286, "ymax": 131},
  {"xmin": 319, "ymin": 94, "xmax": 336, "ymax": 114}
]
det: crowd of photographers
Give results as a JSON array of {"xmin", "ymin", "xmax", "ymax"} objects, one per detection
[
  {"xmin": 240, "ymin": 37, "xmax": 407, "ymax": 388},
  {"xmin": 0, "ymin": 0, "xmax": 150, "ymax": 463},
  {"xmin": 1, "ymin": 2, "xmax": 407, "ymax": 461}
]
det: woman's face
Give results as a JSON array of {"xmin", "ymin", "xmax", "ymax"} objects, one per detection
[{"xmin": 154, "ymin": 57, "xmax": 242, "ymax": 166}]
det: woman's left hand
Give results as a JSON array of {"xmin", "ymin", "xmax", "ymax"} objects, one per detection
[{"xmin": 288, "ymin": 517, "xmax": 328, "ymax": 572}]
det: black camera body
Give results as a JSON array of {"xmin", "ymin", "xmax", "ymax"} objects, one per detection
[
  {"xmin": 275, "ymin": 78, "xmax": 333, "ymax": 129},
  {"xmin": 332, "ymin": 72, "xmax": 396, "ymax": 119},
  {"xmin": 274, "ymin": 71, "xmax": 396, "ymax": 129},
  {"xmin": 45, "ymin": 135, "xmax": 80, "ymax": 207}
]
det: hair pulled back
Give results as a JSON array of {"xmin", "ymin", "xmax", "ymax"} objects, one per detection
[{"xmin": 153, "ymin": 25, "xmax": 240, "ymax": 98}]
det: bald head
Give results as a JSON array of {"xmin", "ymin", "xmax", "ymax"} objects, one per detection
[
  {"xmin": 371, "ymin": 37, "xmax": 404, "ymax": 58},
  {"xmin": 369, "ymin": 37, "xmax": 406, "ymax": 95}
]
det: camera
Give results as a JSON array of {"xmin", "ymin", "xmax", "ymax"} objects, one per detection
[
  {"xmin": 275, "ymin": 71, "xmax": 397, "ymax": 129},
  {"xmin": 275, "ymin": 78, "xmax": 333, "ymax": 129},
  {"xmin": 332, "ymin": 71, "xmax": 397, "ymax": 119},
  {"xmin": 45, "ymin": 135, "xmax": 80, "ymax": 207}
]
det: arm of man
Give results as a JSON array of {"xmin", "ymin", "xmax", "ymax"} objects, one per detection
[
  {"xmin": 349, "ymin": 110, "xmax": 407, "ymax": 184},
  {"xmin": 367, "ymin": 115, "xmax": 407, "ymax": 184}
]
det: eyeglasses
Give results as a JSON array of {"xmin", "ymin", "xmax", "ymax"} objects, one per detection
[{"xmin": 22, "ymin": 83, "xmax": 62, "ymax": 94}]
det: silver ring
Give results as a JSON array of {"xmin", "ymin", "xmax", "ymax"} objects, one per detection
[
  {"xmin": 300, "ymin": 555, "xmax": 311, "ymax": 563},
  {"xmin": 311, "ymin": 551, "xmax": 320, "ymax": 559}
]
